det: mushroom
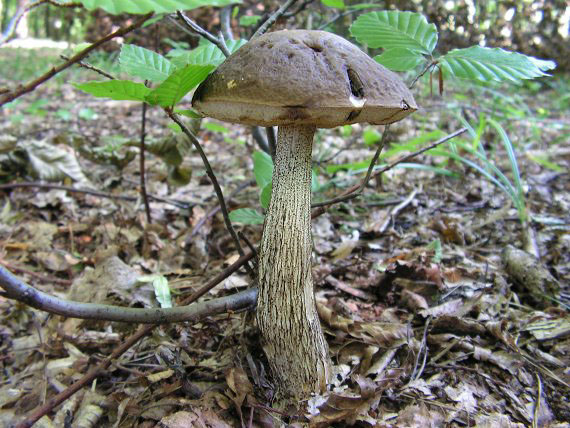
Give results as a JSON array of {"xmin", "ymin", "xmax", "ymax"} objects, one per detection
[{"xmin": 192, "ymin": 30, "xmax": 417, "ymax": 404}]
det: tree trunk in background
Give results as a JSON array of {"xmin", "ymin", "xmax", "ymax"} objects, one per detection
[{"xmin": 256, "ymin": 125, "xmax": 331, "ymax": 405}]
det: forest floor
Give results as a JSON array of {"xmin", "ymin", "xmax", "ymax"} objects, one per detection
[{"xmin": 0, "ymin": 47, "xmax": 569, "ymax": 427}]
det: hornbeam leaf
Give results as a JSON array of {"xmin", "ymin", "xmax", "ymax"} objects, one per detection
[
  {"xmin": 120, "ymin": 44, "xmax": 174, "ymax": 83},
  {"xmin": 350, "ymin": 11, "xmax": 438, "ymax": 54},
  {"xmin": 374, "ymin": 47, "xmax": 425, "ymax": 71},
  {"xmin": 145, "ymin": 64, "xmax": 214, "ymax": 107},
  {"xmin": 440, "ymin": 46, "xmax": 556, "ymax": 83},
  {"xmin": 170, "ymin": 39, "xmax": 247, "ymax": 68},
  {"xmin": 73, "ymin": 80, "xmax": 151, "ymax": 101},
  {"xmin": 79, "ymin": 0, "xmax": 239, "ymax": 15}
]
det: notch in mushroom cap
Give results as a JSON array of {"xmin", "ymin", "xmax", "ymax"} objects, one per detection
[{"xmin": 192, "ymin": 30, "xmax": 417, "ymax": 128}]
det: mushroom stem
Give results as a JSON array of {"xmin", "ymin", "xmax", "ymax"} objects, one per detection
[{"xmin": 256, "ymin": 124, "xmax": 331, "ymax": 403}]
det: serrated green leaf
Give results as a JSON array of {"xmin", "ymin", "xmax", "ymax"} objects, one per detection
[
  {"xmin": 253, "ymin": 151, "xmax": 273, "ymax": 188},
  {"xmin": 350, "ymin": 11, "xmax": 438, "ymax": 54},
  {"xmin": 260, "ymin": 182, "xmax": 272, "ymax": 210},
  {"xmin": 79, "ymin": 0, "xmax": 239, "ymax": 14},
  {"xmin": 170, "ymin": 39, "xmax": 247, "ymax": 68},
  {"xmin": 229, "ymin": 208, "xmax": 265, "ymax": 225},
  {"xmin": 74, "ymin": 80, "xmax": 151, "ymax": 101},
  {"xmin": 440, "ymin": 46, "xmax": 556, "ymax": 83},
  {"xmin": 119, "ymin": 44, "xmax": 174, "ymax": 83},
  {"xmin": 374, "ymin": 47, "xmax": 425, "ymax": 71},
  {"xmin": 145, "ymin": 64, "xmax": 214, "ymax": 107}
]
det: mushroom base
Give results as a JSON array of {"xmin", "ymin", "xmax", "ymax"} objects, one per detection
[{"xmin": 256, "ymin": 124, "xmax": 331, "ymax": 405}]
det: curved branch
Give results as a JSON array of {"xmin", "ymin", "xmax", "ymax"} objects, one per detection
[
  {"xmin": 252, "ymin": 0, "xmax": 298, "ymax": 39},
  {"xmin": 174, "ymin": 11, "xmax": 231, "ymax": 57},
  {"xmin": 0, "ymin": 265, "xmax": 257, "ymax": 323}
]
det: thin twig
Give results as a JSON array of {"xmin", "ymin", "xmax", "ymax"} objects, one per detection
[
  {"xmin": 266, "ymin": 127, "xmax": 277, "ymax": 159},
  {"xmin": 166, "ymin": 111, "xmax": 253, "ymax": 276},
  {"xmin": 412, "ymin": 316, "xmax": 431, "ymax": 381},
  {"xmin": 0, "ymin": 182, "xmax": 190, "ymax": 209},
  {"xmin": 312, "ymin": 125, "xmax": 390, "ymax": 208},
  {"xmin": 251, "ymin": 126, "xmax": 270, "ymax": 154},
  {"xmin": 252, "ymin": 0, "xmax": 299, "ymax": 39},
  {"xmin": 311, "ymin": 128, "xmax": 468, "ymax": 209},
  {"xmin": 220, "ymin": 6, "xmax": 234, "ymax": 41},
  {"xmin": 175, "ymin": 11, "xmax": 231, "ymax": 57},
  {"xmin": 190, "ymin": 179, "xmax": 255, "ymax": 237},
  {"xmin": 317, "ymin": 9, "xmax": 365, "ymax": 31},
  {"xmin": 409, "ymin": 60, "xmax": 438, "ymax": 89},
  {"xmin": 238, "ymin": 231, "xmax": 258, "ymax": 265},
  {"xmin": 378, "ymin": 188, "xmax": 419, "ymax": 234},
  {"xmin": 0, "ymin": 12, "xmax": 153, "ymax": 106},
  {"xmin": 283, "ymin": 0, "xmax": 315, "ymax": 18},
  {"xmin": 139, "ymin": 88, "xmax": 152, "ymax": 224},
  {"xmin": 0, "ymin": 0, "xmax": 82, "ymax": 46},
  {"xmin": 60, "ymin": 55, "xmax": 116, "ymax": 80}
]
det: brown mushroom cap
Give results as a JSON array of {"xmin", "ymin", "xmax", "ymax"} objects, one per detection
[{"xmin": 192, "ymin": 30, "xmax": 417, "ymax": 128}]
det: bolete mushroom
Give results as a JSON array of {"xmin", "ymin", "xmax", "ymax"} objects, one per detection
[{"xmin": 192, "ymin": 30, "xmax": 417, "ymax": 404}]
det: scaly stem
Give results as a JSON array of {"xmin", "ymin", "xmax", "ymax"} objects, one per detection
[{"xmin": 256, "ymin": 124, "xmax": 331, "ymax": 404}]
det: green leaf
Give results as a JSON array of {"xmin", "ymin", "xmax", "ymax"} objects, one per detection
[
  {"xmin": 350, "ymin": 11, "xmax": 438, "ymax": 54},
  {"xmin": 374, "ymin": 47, "xmax": 425, "ymax": 71},
  {"xmin": 440, "ymin": 46, "xmax": 556, "ymax": 83},
  {"xmin": 119, "ymin": 44, "xmax": 174, "ymax": 83},
  {"xmin": 488, "ymin": 118, "xmax": 524, "ymax": 210},
  {"xmin": 145, "ymin": 64, "xmax": 214, "ymax": 107},
  {"xmin": 348, "ymin": 3, "xmax": 380, "ymax": 10},
  {"xmin": 253, "ymin": 151, "xmax": 273, "ymax": 188},
  {"xmin": 203, "ymin": 122, "xmax": 229, "ymax": 133},
  {"xmin": 239, "ymin": 15, "xmax": 262, "ymax": 27},
  {"xmin": 363, "ymin": 127, "xmax": 381, "ymax": 145},
  {"xmin": 326, "ymin": 159, "xmax": 371, "ymax": 174},
  {"xmin": 74, "ymin": 80, "xmax": 151, "ymax": 101},
  {"xmin": 322, "ymin": 0, "xmax": 345, "ymax": 8},
  {"xmin": 311, "ymin": 169, "xmax": 320, "ymax": 192},
  {"xmin": 427, "ymin": 239, "xmax": 442, "ymax": 263},
  {"xmin": 229, "ymin": 208, "xmax": 265, "ymax": 225},
  {"xmin": 78, "ymin": 107, "xmax": 98, "ymax": 120},
  {"xmin": 56, "ymin": 109, "xmax": 72, "ymax": 121},
  {"xmin": 138, "ymin": 274, "xmax": 172, "ymax": 308},
  {"xmin": 170, "ymin": 39, "xmax": 247, "ymax": 68},
  {"xmin": 260, "ymin": 182, "xmax": 272, "ymax": 210},
  {"xmin": 174, "ymin": 108, "xmax": 202, "ymax": 118},
  {"xmin": 79, "ymin": 0, "xmax": 239, "ymax": 14}
]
